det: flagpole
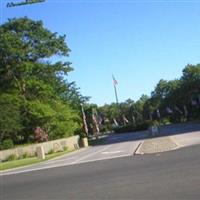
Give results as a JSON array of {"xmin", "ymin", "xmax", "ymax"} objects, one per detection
[
  {"xmin": 112, "ymin": 75, "xmax": 119, "ymax": 104},
  {"xmin": 114, "ymin": 84, "xmax": 119, "ymax": 104},
  {"xmin": 112, "ymin": 75, "xmax": 122, "ymax": 126}
]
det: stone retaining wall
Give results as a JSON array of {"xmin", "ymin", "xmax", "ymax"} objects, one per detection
[{"xmin": 0, "ymin": 135, "xmax": 80, "ymax": 161}]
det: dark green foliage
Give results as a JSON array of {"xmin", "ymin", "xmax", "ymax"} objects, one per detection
[
  {"xmin": 63, "ymin": 146, "xmax": 68, "ymax": 151},
  {"xmin": 100, "ymin": 64, "xmax": 200, "ymax": 130},
  {"xmin": 113, "ymin": 121, "xmax": 151, "ymax": 134},
  {"xmin": 112, "ymin": 125, "xmax": 135, "ymax": 134},
  {"xmin": 2, "ymin": 139, "xmax": 14, "ymax": 150},
  {"xmin": 22, "ymin": 152, "xmax": 29, "ymax": 159},
  {"xmin": 79, "ymin": 132, "xmax": 87, "ymax": 139},
  {"xmin": 0, "ymin": 17, "xmax": 199, "ymax": 143},
  {"xmin": 88, "ymin": 137, "xmax": 107, "ymax": 146},
  {"xmin": 0, "ymin": 17, "xmax": 86, "ymax": 145},
  {"xmin": 48, "ymin": 149, "xmax": 55, "ymax": 154},
  {"xmin": 0, "ymin": 93, "xmax": 23, "ymax": 143},
  {"xmin": 5, "ymin": 154, "xmax": 18, "ymax": 161}
]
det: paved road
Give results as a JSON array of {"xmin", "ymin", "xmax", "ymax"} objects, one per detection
[
  {"xmin": 1, "ymin": 144, "xmax": 200, "ymax": 200},
  {"xmin": 1, "ymin": 122, "xmax": 200, "ymax": 176},
  {"xmin": 1, "ymin": 131, "xmax": 147, "ymax": 176}
]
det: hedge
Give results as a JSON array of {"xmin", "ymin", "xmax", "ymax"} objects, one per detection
[{"xmin": 113, "ymin": 121, "xmax": 151, "ymax": 134}]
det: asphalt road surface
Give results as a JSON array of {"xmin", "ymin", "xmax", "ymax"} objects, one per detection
[
  {"xmin": 0, "ymin": 131, "xmax": 147, "ymax": 176},
  {"xmin": 1, "ymin": 144, "xmax": 200, "ymax": 200},
  {"xmin": 1, "ymin": 123, "xmax": 200, "ymax": 176}
]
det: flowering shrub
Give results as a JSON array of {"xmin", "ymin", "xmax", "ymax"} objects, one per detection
[{"xmin": 34, "ymin": 126, "xmax": 48, "ymax": 143}]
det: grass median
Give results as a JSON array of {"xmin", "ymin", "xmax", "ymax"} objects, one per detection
[{"xmin": 0, "ymin": 150, "xmax": 74, "ymax": 171}]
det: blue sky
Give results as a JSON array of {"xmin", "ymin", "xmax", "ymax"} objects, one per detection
[{"xmin": 1, "ymin": 0, "xmax": 200, "ymax": 105}]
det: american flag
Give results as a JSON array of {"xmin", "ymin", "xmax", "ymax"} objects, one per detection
[
  {"xmin": 112, "ymin": 75, "xmax": 118, "ymax": 85},
  {"xmin": 156, "ymin": 109, "xmax": 161, "ymax": 118},
  {"xmin": 92, "ymin": 109, "xmax": 100, "ymax": 133}
]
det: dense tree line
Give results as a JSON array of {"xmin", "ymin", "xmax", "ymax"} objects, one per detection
[
  {"xmin": 86, "ymin": 64, "xmax": 200, "ymax": 133},
  {"xmin": 1, "ymin": 18, "xmax": 199, "ymax": 145},
  {"xmin": 0, "ymin": 17, "xmax": 87, "ymax": 146}
]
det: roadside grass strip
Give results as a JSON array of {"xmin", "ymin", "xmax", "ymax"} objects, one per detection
[{"xmin": 0, "ymin": 150, "xmax": 73, "ymax": 171}]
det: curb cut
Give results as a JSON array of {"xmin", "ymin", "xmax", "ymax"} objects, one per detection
[{"xmin": 133, "ymin": 141, "xmax": 144, "ymax": 155}]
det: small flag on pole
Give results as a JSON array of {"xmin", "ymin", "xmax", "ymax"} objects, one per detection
[
  {"xmin": 92, "ymin": 109, "xmax": 100, "ymax": 133},
  {"xmin": 122, "ymin": 115, "xmax": 129, "ymax": 125},
  {"xmin": 112, "ymin": 75, "xmax": 119, "ymax": 104},
  {"xmin": 174, "ymin": 106, "xmax": 183, "ymax": 114},
  {"xmin": 113, "ymin": 118, "xmax": 119, "ymax": 126},
  {"xmin": 156, "ymin": 109, "xmax": 161, "ymax": 118},
  {"xmin": 81, "ymin": 105, "xmax": 88, "ymax": 135},
  {"xmin": 112, "ymin": 75, "xmax": 118, "ymax": 85},
  {"xmin": 191, "ymin": 99, "xmax": 197, "ymax": 106},
  {"xmin": 166, "ymin": 107, "xmax": 173, "ymax": 114},
  {"xmin": 132, "ymin": 115, "xmax": 136, "ymax": 124},
  {"xmin": 183, "ymin": 105, "xmax": 188, "ymax": 117},
  {"xmin": 149, "ymin": 113, "xmax": 152, "ymax": 121}
]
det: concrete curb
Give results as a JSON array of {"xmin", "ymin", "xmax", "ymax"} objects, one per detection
[
  {"xmin": 133, "ymin": 136, "xmax": 181, "ymax": 155},
  {"xmin": 133, "ymin": 141, "xmax": 144, "ymax": 155},
  {"xmin": 169, "ymin": 136, "xmax": 182, "ymax": 149}
]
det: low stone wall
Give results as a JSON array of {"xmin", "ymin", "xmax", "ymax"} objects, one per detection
[{"xmin": 0, "ymin": 135, "xmax": 80, "ymax": 161}]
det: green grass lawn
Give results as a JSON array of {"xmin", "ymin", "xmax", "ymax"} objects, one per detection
[{"xmin": 0, "ymin": 150, "xmax": 73, "ymax": 171}]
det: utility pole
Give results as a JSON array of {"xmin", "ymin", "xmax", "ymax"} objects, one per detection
[{"xmin": 7, "ymin": 0, "xmax": 45, "ymax": 8}]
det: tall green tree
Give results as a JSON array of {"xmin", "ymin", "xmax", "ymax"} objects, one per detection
[
  {"xmin": 0, "ymin": 17, "xmax": 83, "ymax": 143},
  {"xmin": 180, "ymin": 64, "xmax": 200, "ymax": 119}
]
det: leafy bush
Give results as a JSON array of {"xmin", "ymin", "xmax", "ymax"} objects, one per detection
[
  {"xmin": 147, "ymin": 120, "xmax": 160, "ymax": 127},
  {"xmin": 2, "ymin": 139, "xmax": 14, "ymax": 150},
  {"xmin": 113, "ymin": 124, "xmax": 134, "ymax": 133},
  {"xmin": 48, "ymin": 149, "xmax": 55, "ymax": 154},
  {"xmin": 79, "ymin": 132, "xmax": 87, "ymax": 139},
  {"xmin": 57, "ymin": 149, "xmax": 64, "ymax": 153},
  {"xmin": 22, "ymin": 152, "xmax": 29, "ymax": 159},
  {"xmin": 0, "ymin": 93, "xmax": 23, "ymax": 143},
  {"xmin": 0, "ymin": 18, "xmax": 82, "ymax": 145},
  {"xmin": 113, "ymin": 121, "xmax": 151, "ymax": 134},
  {"xmin": 134, "ymin": 121, "xmax": 152, "ymax": 131},
  {"xmin": 63, "ymin": 146, "xmax": 68, "ymax": 151},
  {"xmin": 161, "ymin": 118, "xmax": 171, "ymax": 125},
  {"xmin": 6, "ymin": 154, "xmax": 18, "ymax": 161}
]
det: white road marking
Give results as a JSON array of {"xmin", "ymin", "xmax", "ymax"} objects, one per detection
[
  {"xmin": 77, "ymin": 154, "xmax": 131, "ymax": 164},
  {"xmin": 71, "ymin": 145, "xmax": 111, "ymax": 164},
  {"xmin": 101, "ymin": 150, "xmax": 124, "ymax": 154}
]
